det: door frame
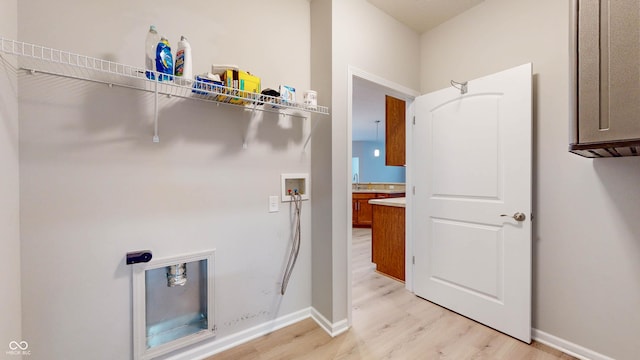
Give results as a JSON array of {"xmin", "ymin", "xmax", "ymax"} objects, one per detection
[{"xmin": 347, "ymin": 66, "xmax": 419, "ymax": 324}]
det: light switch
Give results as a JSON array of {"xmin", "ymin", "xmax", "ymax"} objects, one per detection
[{"xmin": 269, "ymin": 196, "xmax": 279, "ymax": 213}]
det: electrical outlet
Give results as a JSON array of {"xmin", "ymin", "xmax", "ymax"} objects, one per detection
[{"xmin": 269, "ymin": 196, "xmax": 279, "ymax": 213}]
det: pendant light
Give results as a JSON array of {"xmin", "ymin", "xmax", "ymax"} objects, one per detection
[{"xmin": 374, "ymin": 120, "xmax": 381, "ymax": 157}]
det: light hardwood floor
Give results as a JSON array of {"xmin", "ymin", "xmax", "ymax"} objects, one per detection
[{"xmin": 207, "ymin": 228, "xmax": 576, "ymax": 360}]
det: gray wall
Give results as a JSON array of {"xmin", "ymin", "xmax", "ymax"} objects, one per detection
[
  {"xmin": 17, "ymin": 1, "xmax": 313, "ymax": 359},
  {"xmin": 329, "ymin": 0, "xmax": 420, "ymax": 323},
  {"xmin": 0, "ymin": 0, "xmax": 22, "ymax": 355},
  {"xmin": 420, "ymin": 0, "xmax": 640, "ymax": 359},
  {"xmin": 9, "ymin": 0, "xmax": 633, "ymax": 359},
  {"xmin": 311, "ymin": 0, "xmax": 420, "ymax": 326},
  {"xmin": 310, "ymin": 0, "xmax": 334, "ymax": 324}
]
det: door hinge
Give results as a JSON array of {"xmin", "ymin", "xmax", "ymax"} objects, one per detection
[
  {"xmin": 413, "ymin": 116, "xmax": 416, "ymax": 125},
  {"xmin": 412, "ymin": 186, "xmax": 416, "ymax": 195},
  {"xmin": 412, "ymin": 256, "xmax": 415, "ymax": 265}
]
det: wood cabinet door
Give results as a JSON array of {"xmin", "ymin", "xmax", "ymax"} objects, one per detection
[
  {"xmin": 352, "ymin": 199, "xmax": 358, "ymax": 225},
  {"xmin": 577, "ymin": 0, "xmax": 640, "ymax": 143},
  {"xmin": 353, "ymin": 193, "xmax": 404, "ymax": 227},
  {"xmin": 357, "ymin": 199, "xmax": 373, "ymax": 227},
  {"xmin": 385, "ymin": 95, "xmax": 406, "ymax": 166},
  {"xmin": 353, "ymin": 194, "xmax": 373, "ymax": 227}
]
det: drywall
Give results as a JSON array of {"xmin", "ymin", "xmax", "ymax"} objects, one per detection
[
  {"xmin": 420, "ymin": 0, "xmax": 640, "ymax": 359},
  {"xmin": 18, "ymin": 1, "xmax": 313, "ymax": 359},
  {"xmin": 328, "ymin": 0, "xmax": 420, "ymax": 323},
  {"xmin": 0, "ymin": 0, "xmax": 22, "ymax": 356},
  {"xmin": 352, "ymin": 141, "xmax": 406, "ymax": 183},
  {"xmin": 310, "ymin": 0, "xmax": 334, "ymax": 325}
]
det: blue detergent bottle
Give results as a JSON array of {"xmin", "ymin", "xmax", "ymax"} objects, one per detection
[{"xmin": 155, "ymin": 37, "xmax": 174, "ymax": 81}]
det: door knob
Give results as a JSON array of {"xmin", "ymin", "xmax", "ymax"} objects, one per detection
[{"xmin": 500, "ymin": 212, "xmax": 526, "ymax": 222}]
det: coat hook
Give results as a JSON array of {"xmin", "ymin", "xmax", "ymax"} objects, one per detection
[{"xmin": 450, "ymin": 80, "xmax": 468, "ymax": 95}]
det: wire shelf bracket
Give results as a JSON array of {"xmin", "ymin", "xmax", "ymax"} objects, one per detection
[{"xmin": 0, "ymin": 37, "xmax": 329, "ymax": 143}]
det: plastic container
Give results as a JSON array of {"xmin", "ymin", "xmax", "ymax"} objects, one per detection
[
  {"xmin": 175, "ymin": 36, "xmax": 193, "ymax": 81},
  {"xmin": 303, "ymin": 90, "xmax": 317, "ymax": 110},
  {"xmin": 145, "ymin": 25, "xmax": 160, "ymax": 80},
  {"xmin": 280, "ymin": 85, "xmax": 296, "ymax": 104},
  {"xmin": 155, "ymin": 37, "xmax": 174, "ymax": 82}
]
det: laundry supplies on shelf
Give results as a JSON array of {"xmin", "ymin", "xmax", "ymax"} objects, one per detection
[
  {"xmin": 220, "ymin": 69, "xmax": 261, "ymax": 105},
  {"xmin": 144, "ymin": 25, "xmax": 160, "ymax": 80},
  {"xmin": 174, "ymin": 36, "xmax": 192, "ymax": 80},
  {"xmin": 155, "ymin": 37, "xmax": 174, "ymax": 81},
  {"xmin": 280, "ymin": 85, "xmax": 296, "ymax": 104}
]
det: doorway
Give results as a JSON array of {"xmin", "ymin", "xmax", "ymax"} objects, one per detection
[
  {"xmin": 347, "ymin": 67, "xmax": 419, "ymax": 325},
  {"xmin": 347, "ymin": 64, "xmax": 533, "ymax": 342}
]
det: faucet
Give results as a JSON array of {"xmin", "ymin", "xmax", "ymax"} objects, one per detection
[{"xmin": 353, "ymin": 173, "xmax": 360, "ymax": 190}]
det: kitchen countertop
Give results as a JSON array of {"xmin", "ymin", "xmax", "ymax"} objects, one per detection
[
  {"xmin": 353, "ymin": 189, "xmax": 406, "ymax": 194},
  {"xmin": 368, "ymin": 197, "xmax": 406, "ymax": 208}
]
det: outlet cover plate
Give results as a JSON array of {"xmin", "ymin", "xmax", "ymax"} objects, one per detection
[{"xmin": 269, "ymin": 196, "xmax": 279, "ymax": 213}]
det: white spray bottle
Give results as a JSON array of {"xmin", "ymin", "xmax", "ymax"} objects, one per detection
[
  {"xmin": 175, "ymin": 36, "xmax": 193, "ymax": 81},
  {"xmin": 144, "ymin": 25, "xmax": 160, "ymax": 79}
]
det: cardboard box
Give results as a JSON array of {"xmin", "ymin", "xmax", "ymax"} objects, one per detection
[
  {"xmin": 280, "ymin": 85, "xmax": 296, "ymax": 105},
  {"xmin": 222, "ymin": 70, "xmax": 261, "ymax": 105}
]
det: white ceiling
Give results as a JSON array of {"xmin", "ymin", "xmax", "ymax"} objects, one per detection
[
  {"xmin": 366, "ymin": 0, "xmax": 485, "ymax": 33},
  {"xmin": 353, "ymin": 0, "xmax": 484, "ymax": 141}
]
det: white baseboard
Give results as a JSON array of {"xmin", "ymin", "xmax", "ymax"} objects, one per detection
[
  {"xmin": 532, "ymin": 328, "xmax": 616, "ymax": 360},
  {"xmin": 165, "ymin": 307, "xmax": 350, "ymax": 360},
  {"xmin": 310, "ymin": 307, "xmax": 350, "ymax": 337},
  {"xmin": 166, "ymin": 308, "xmax": 312, "ymax": 360}
]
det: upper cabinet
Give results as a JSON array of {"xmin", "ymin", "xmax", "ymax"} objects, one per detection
[
  {"xmin": 385, "ymin": 95, "xmax": 406, "ymax": 165},
  {"xmin": 570, "ymin": 0, "xmax": 640, "ymax": 157}
]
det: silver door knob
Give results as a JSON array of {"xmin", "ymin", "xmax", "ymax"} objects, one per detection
[{"xmin": 501, "ymin": 212, "xmax": 526, "ymax": 222}]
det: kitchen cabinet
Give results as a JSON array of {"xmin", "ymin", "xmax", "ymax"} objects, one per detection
[
  {"xmin": 370, "ymin": 199, "xmax": 405, "ymax": 281},
  {"xmin": 352, "ymin": 192, "xmax": 404, "ymax": 227},
  {"xmin": 570, "ymin": 0, "xmax": 640, "ymax": 157},
  {"xmin": 385, "ymin": 95, "xmax": 406, "ymax": 165},
  {"xmin": 353, "ymin": 193, "xmax": 377, "ymax": 227}
]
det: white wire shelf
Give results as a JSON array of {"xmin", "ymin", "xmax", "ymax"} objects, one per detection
[{"xmin": 0, "ymin": 37, "xmax": 329, "ymax": 117}]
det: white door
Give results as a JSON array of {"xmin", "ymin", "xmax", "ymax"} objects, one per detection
[{"xmin": 413, "ymin": 63, "xmax": 532, "ymax": 343}]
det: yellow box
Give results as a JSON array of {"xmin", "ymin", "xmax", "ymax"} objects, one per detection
[{"xmin": 222, "ymin": 70, "xmax": 261, "ymax": 105}]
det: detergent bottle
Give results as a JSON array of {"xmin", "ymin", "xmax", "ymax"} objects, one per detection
[
  {"xmin": 144, "ymin": 25, "xmax": 160, "ymax": 79},
  {"xmin": 175, "ymin": 36, "xmax": 193, "ymax": 81},
  {"xmin": 155, "ymin": 37, "xmax": 174, "ymax": 82}
]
